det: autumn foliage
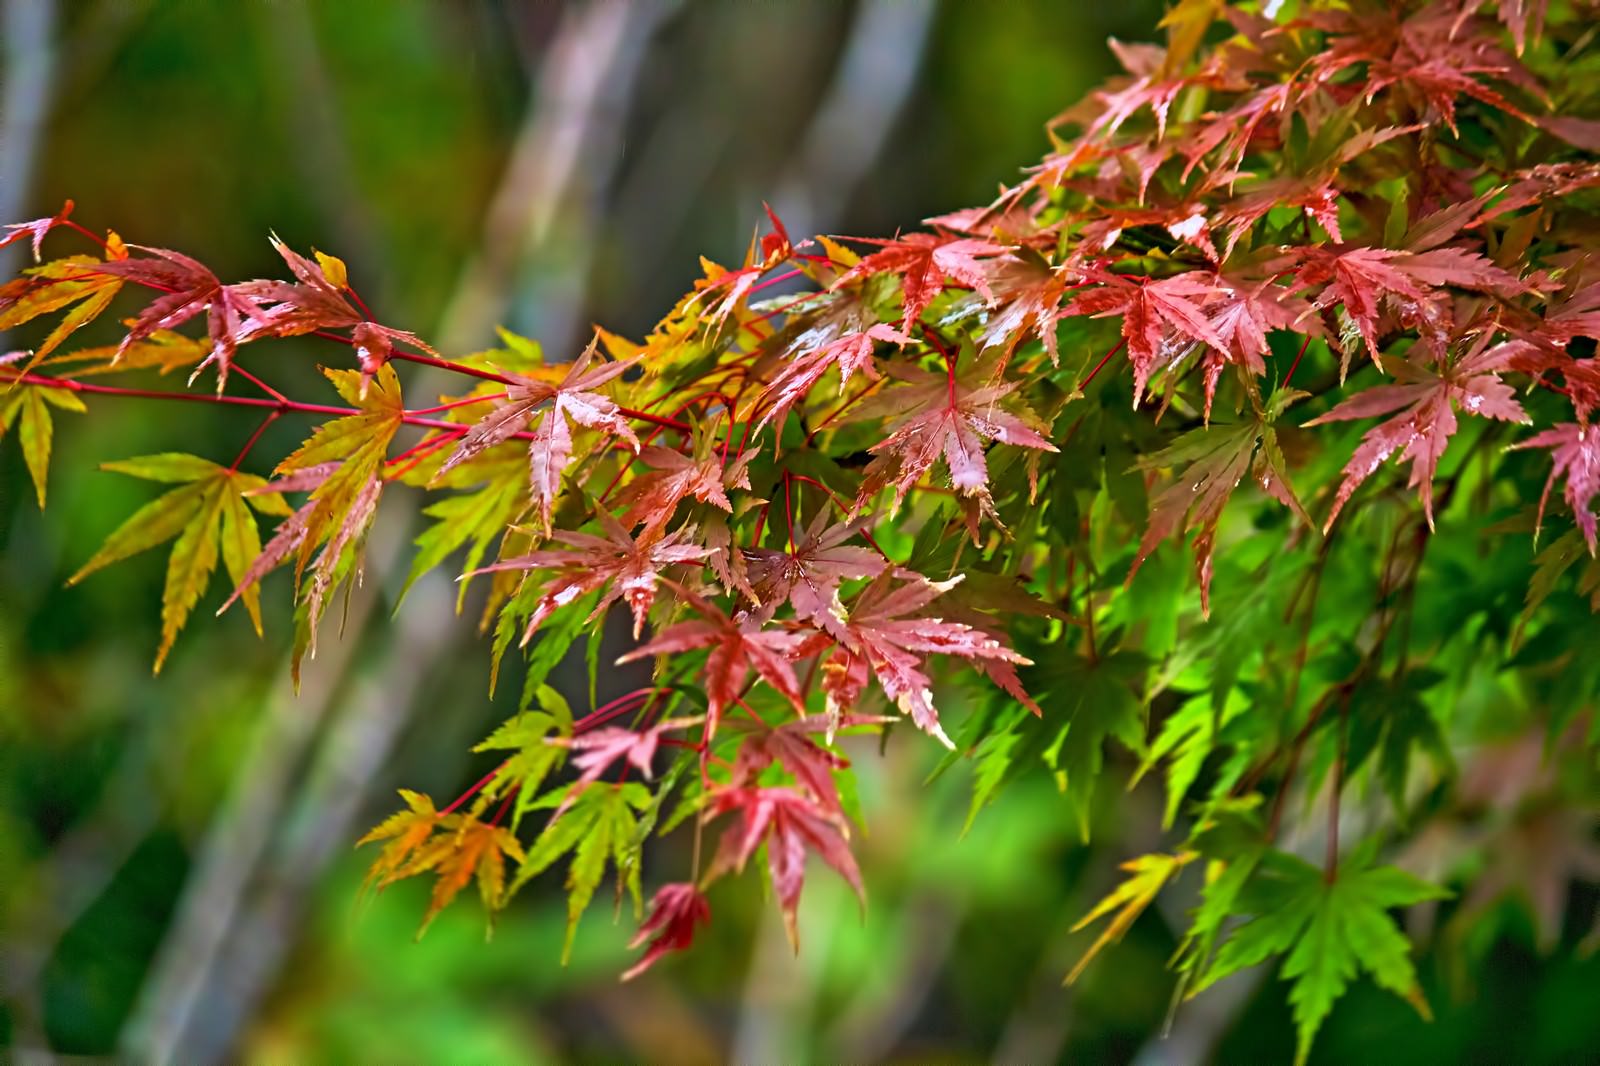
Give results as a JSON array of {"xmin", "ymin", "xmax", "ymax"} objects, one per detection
[{"xmin": 7, "ymin": 1, "xmax": 1600, "ymax": 1059}]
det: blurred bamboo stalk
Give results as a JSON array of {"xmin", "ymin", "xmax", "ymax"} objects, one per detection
[
  {"xmin": 437, "ymin": 0, "xmax": 680, "ymax": 357},
  {"xmin": 0, "ymin": 0, "xmax": 57, "ymax": 301},
  {"xmin": 771, "ymin": 0, "xmax": 938, "ymax": 240}
]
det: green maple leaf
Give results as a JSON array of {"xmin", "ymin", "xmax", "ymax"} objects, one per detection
[
  {"xmin": 1036, "ymin": 649, "xmax": 1148, "ymax": 841},
  {"xmin": 68, "ymin": 452, "xmax": 290, "ymax": 671},
  {"xmin": 0, "ymin": 379, "xmax": 85, "ymax": 507},
  {"xmin": 510, "ymin": 781, "xmax": 651, "ymax": 963},
  {"xmin": 1193, "ymin": 846, "xmax": 1448, "ymax": 1065},
  {"xmin": 473, "ymin": 684, "xmax": 574, "ymax": 831}
]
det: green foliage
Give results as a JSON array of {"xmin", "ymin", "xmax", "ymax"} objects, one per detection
[{"xmin": 6, "ymin": 2, "xmax": 1600, "ymax": 1060}]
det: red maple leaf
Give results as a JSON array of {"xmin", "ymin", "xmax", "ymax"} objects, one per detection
[
  {"xmin": 814, "ymin": 572, "xmax": 1032, "ymax": 747},
  {"xmin": 975, "ymin": 252, "xmax": 1077, "ymax": 364},
  {"xmin": 546, "ymin": 715, "xmax": 703, "ymax": 819},
  {"xmin": 753, "ymin": 322, "xmax": 910, "ymax": 434},
  {"xmin": 1298, "ymin": 244, "xmax": 1524, "ymax": 366},
  {"xmin": 622, "ymin": 882, "xmax": 712, "ymax": 981},
  {"xmin": 96, "ymin": 246, "xmax": 279, "ymax": 391},
  {"xmin": 473, "ymin": 514, "xmax": 710, "ymax": 639},
  {"xmin": 1511, "ymin": 424, "xmax": 1600, "ymax": 552},
  {"xmin": 725, "ymin": 712, "xmax": 890, "ymax": 815},
  {"xmin": 1308, "ymin": 342, "xmax": 1530, "ymax": 531},
  {"xmin": 1067, "ymin": 271, "xmax": 1229, "ymax": 403},
  {"xmin": 0, "ymin": 199, "xmax": 75, "ymax": 260},
  {"xmin": 616, "ymin": 441, "xmax": 754, "ymax": 539},
  {"xmin": 744, "ymin": 509, "xmax": 883, "ymax": 636},
  {"xmin": 552, "ymin": 716, "xmax": 702, "ymax": 787},
  {"xmin": 619, "ymin": 590, "xmax": 805, "ymax": 735},
  {"xmin": 436, "ymin": 345, "xmax": 640, "ymax": 530},
  {"xmin": 705, "ymin": 785, "xmax": 863, "ymax": 950},
  {"xmin": 854, "ymin": 356, "xmax": 1056, "ymax": 519},
  {"xmin": 1200, "ymin": 276, "xmax": 1320, "ymax": 420},
  {"xmin": 232, "ymin": 237, "xmax": 362, "ymax": 337},
  {"xmin": 834, "ymin": 232, "xmax": 1002, "ymax": 332}
]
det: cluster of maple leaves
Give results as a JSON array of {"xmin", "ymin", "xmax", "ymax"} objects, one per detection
[{"xmin": 7, "ymin": 1, "xmax": 1600, "ymax": 1059}]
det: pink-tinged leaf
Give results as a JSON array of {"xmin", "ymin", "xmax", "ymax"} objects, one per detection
[
  {"xmin": 1202, "ymin": 278, "xmax": 1319, "ymax": 420},
  {"xmin": 617, "ymin": 442, "xmax": 754, "ymax": 540},
  {"xmin": 707, "ymin": 786, "xmax": 864, "ymax": 951},
  {"xmin": 1300, "ymin": 244, "xmax": 1526, "ymax": 369},
  {"xmin": 619, "ymin": 589, "xmax": 805, "ymax": 735},
  {"xmin": 622, "ymin": 883, "xmax": 711, "ymax": 981},
  {"xmin": 1511, "ymin": 424, "xmax": 1600, "ymax": 552},
  {"xmin": 976, "ymin": 253, "xmax": 1076, "ymax": 364},
  {"xmin": 436, "ymin": 344, "xmax": 639, "ymax": 530},
  {"xmin": 471, "ymin": 515, "xmax": 710, "ymax": 640},
  {"xmin": 726, "ymin": 713, "xmax": 890, "ymax": 814},
  {"xmin": 553, "ymin": 716, "xmax": 701, "ymax": 786},
  {"xmin": 94, "ymin": 246, "xmax": 278, "ymax": 393},
  {"xmin": 0, "ymin": 200, "xmax": 74, "ymax": 260},
  {"xmin": 744, "ymin": 509, "xmax": 883, "ymax": 636},
  {"xmin": 1068, "ymin": 272, "xmax": 1228, "ymax": 403},
  {"xmin": 855, "ymin": 358, "xmax": 1056, "ymax": 521},
  {"xmin": 819, "ymin": 572, "xmax": 1033, "ymax": 747},
  {"xmin": 833, "ymin": 233, "xmax": 1003, "ymax": 332},
  {"xmin": 754, "ymin": 322, "xmax": 909, "ymax": 434},
  {"xmin": 351, "ymin": 321, "xmax": 434, "ymax": 389},
  {"xmin": 1308, "ymin": 351, "xmax": 1529, "ymax": 531}
]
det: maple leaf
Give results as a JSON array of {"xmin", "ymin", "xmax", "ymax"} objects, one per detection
[
  {"xmin": 853, "ymin": 354, "xmax": 1056, "ymax": 519},
  {"xmin": 356, "ymin": 789, "xmax": 443, "ymax": 896},
  {"xmin": 616, "ymin": 437, "xmax": 754, "ymax": 539},
  {"xmin": 974, "ymin": 251, "xmax": 1077, "ymax": 364},
  {"xmin": 706, "ymin": 785, "xmax": 864, "ymax": 950},
  {"xmin": 1067, "ymin": 851, "xmax": 1196, "ymax": 984},
  {"xmin": 547, "ymin": 716, "xmax": 702, "ymax": 816},
  {"xmin": 229, "ymin": 238, "xmax": 437, "ymax": 392},
  {"xmin": 436, "ymin": 342, "xmax": 639, "ymax": 530},
  {"xmin": 230, "ymin": 236, "xmax": 362, "ymax": 338},
  {"xmin": 619, "ymin": 589, "xmax": 806, "ymax": 735},
  {"xmin": 724, "ymin": 712, "xmax": 890, "ymax": 815},
  {"xmin": 512, "ymin": 781, "xmax": 652, "ymax": 961},
  {"xmin": 1308, "ymin": 344, "xmax": 1530, "ymax": 532},
  {"xmin": 214, "ymin": 366, "xmax": 402, "ymax": 678},
  {"xmin": 0, "ymin": 238, "xmax": 130, "ymax": 374},
  {"xmin": 0, "ymin": 369, "xmax": 86, "ymax": 506},
  {"xmin": 1200, "ymin": 278, "xmax": 1319, "ymax": 420},
  {"xmin": 471, "ymin": 704, "xmax": 571, "ymax": 831},
  {"xmin": 1032, "ymin": 649, "xmax": 1149, "ymax": 839},
  {"xmin": 753, "ymin": 322, "xmax": 910, "ymax": 434},
  {"xmin": 0, "ymin": 199, "xmax": 75, "ymax": 260},
  {"xmin": 1068, "ymin": 271, "xmax": 1229, "ymax": 403},
  {"xmin": 1510, "ymin": 423, "xmax": 1600, "ymax": 552},
  {"xmin": 833, "ymin": 232, "xmax": 1002, "ymax": 332},
  {"xmin": 743, "ymin": 509, "xmax": 883, "ymax": 635},
  {"xmin": 1299, "ymin": 244, "xmax": 1525, "ymax": 368},
  {"xmin": 387, "ymin": 812, "xmax": 526, "ymax": 938},
  {"xmin": 1192, "ymin": 849, "xmax": 1447, "ymax": 1066},
  {"xmin": 816, "ymin": 572, "xmax": 1032, "ymax": 747},
  {"xmin": 622, "ymin": 882, "xmax": 712, "ymax": 981},
  {"xmin": 39, "ymin": 329, "xmax": 208, "ymax": 379},
  {"xmin": 472, "ymin": 514, "xmax": 711, "ymax": 640},
  {"xmin": 1130, "ymin": 388, "xmax": 1312, "ymax": 616},
  {"xmin": 95, "ymin": 246, "xmax": 280, "ymax": 392},
  {"xmin": 1488, "ymin": 0, "xmax": 1549, "ymax": 55},
  {"xmin": 68, "ymin": 452, "xmax": 289, "ymax": 671}
]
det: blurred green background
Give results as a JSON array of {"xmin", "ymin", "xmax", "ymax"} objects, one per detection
[{"xmin": 4, "ymin": 2, "xmax": 1598, "ymax": 1063}]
